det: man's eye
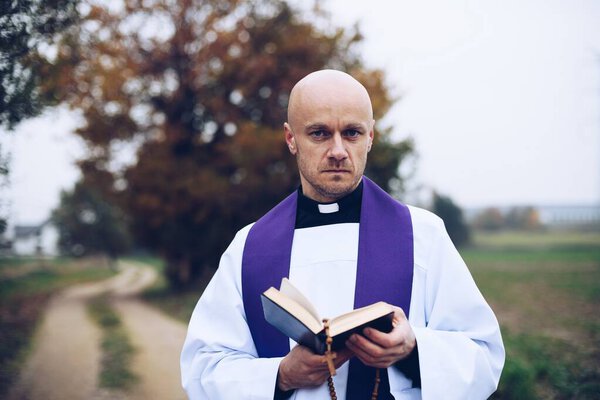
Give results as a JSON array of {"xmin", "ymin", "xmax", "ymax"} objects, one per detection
[
  {"xmin": 344, "ymin": 129, "xmax": 360, "ymax": 138},
  {"xmin": 310, "ymin": 130, "xmax": 329, "ymax": 138}
]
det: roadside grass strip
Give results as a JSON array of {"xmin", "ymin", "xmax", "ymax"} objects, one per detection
[{"xmin": 87, "ymin": 296, "xmax": 138, "ymax": 390}]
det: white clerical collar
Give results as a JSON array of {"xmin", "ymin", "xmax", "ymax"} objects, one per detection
[
  {"xmin": 295, "ymin": 181, "xmax": 362, "ymax": 228},
  {"xmin": 317, "ymin": 203, "xmax": 340, "ymax": 214}
]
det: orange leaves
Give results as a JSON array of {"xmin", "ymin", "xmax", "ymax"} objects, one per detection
[{"xmin": 40, "ymin": 0, "xmax": 413, "ymax": 286}]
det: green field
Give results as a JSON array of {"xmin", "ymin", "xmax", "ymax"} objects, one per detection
[
  {"xmin": 138, "ymin": 230, "xmax": 600, "ymax": 399},
  {"xmin": 463, "ymin": 230, "xmax": 600, "ymax": 399}
]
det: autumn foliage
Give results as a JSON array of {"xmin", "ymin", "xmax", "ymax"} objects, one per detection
[{"xmin": 44, "ymin": 0, "xmax": 414, "ymax": 287}]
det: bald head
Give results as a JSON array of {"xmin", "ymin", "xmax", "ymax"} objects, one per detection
[
  {"xmin": 283, "ymin": 70, "xmax": 375, "ymax": 202},
  {"xmin": 287, "ymin": 70, "xmax": 374, "ymax": 132}
]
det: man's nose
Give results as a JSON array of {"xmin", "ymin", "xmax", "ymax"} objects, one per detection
[{"xmin": 328, "ymin": 133, "xmax": 348, "ymax": 160}]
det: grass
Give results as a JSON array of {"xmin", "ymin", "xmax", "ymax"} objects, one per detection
[
  {"xmin": 136, "ymin": 230, "xmax": 600, "ymax": 399},
  {"xmin": 87, "ymin": 296, "xmax": 138, "ymax": 390},
  {"xmin": 0, "ymin": 257, "xmax": 116, "ymax": 398},
  {"xmin": 0, "ymin": 256, "xmax": 57, "ymax": 270},
  {"xmin": 471, "ymin": 230, "xmax": 600, "ymax": 249},
  {"xmin": 495, "ymin": 330, "xmax": 600, "ymax": 399},
  {"xmin": 462, "ymin": 230, "xmax": 600, "ymax": 399}
]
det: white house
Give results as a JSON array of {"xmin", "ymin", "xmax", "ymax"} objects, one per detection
[{"xmin": 12, "ymin": 221, "xmax": 60, "ymax": 257}]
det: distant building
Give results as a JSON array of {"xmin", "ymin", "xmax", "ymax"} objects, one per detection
[
  {"xmin": 466, "ymin": 205, "xmax": 600, "ymax": 230},
  {"xmin": 12, "ymin": 221, "xmax": 59, "ymax": 256},
  {"xmin": 537, "ymin": 205, "xmax": 600, "ymax": 228}
]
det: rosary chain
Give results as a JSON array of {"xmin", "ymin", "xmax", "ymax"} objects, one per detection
[{"xmin": 322, "ymin": 319, "xmax": 379, "ymax": 400}]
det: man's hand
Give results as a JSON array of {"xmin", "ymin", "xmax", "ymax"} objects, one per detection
[
  {"xmin": 345, "ymin": 306, "xmax": 415, "ymax": 368},
  {"xmin": 277, "ymin": 345, "xmax": 353, "ymax": 391}
]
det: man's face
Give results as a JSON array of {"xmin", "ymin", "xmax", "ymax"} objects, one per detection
[{"xmin": 285, "ymin": 82, "xmax": 374, "ymax": 202}]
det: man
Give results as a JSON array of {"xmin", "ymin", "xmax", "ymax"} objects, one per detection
[{"xmin": 181, "ymin": 70, "xmax": 505, "ymax": 399}]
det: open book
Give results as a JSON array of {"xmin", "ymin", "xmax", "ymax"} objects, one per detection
[{"xmin": 261, "ymin": 278, "xmax": 394, "ymax": 355}]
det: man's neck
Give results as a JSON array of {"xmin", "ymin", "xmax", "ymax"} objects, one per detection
[{"xmin": 295, "ymin": 181, "xmax": 363, "ymax": 229}]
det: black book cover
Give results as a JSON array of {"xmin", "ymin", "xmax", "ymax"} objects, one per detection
[{"xmin": 261, "ymin": 294, "xmax": 394, "ymax": 355}]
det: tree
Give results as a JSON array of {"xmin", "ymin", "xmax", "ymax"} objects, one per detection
[
  {"xmin": 1, "ymin": 0, "xmax": 79, "ymax": 233},
  {"xmin": 432, "ymin": 192, "xmax": 470, "ymax": 247},
  {"xmin": 43, "ymin": 0, "xmax": 414, "ymax": 287},
  {"xmin": 0, "ymin": 0, "xmax": 79, "ymax": 129},
  {"xmin": 0, "ymin": 156, "xmax": 8, "ymax": 234},
  {"xmin": 505, "ymin": 206, "xmax": 542, "ymax": 230},
  {"xmin": 52, "ymin": 181, "xmax": 132, "ymax": 260},
  {"xmin": 472, "ymin": 207, "xmax": 505, "ymax": 231}
]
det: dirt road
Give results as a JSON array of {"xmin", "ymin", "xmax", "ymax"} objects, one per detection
[{"xmin": 8, "ymin": 260, "xmax": 189, "ymax": 400}]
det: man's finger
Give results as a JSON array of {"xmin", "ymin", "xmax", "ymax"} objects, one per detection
[
  {"xmin": 347, "ymin": 332, "xmax": 386, "ymax": 356},
  {"xmin": 345, "ymin": 339, "xmax": 398, "ymax": 368},
  {"xmin": 362, "ymin": 326, "xmax": 403, "ymax": 348},
  {"xmin": 391, "ymin": 305, "xmax": 407, "ymax": 323},
  {"xmin": 345, "ymin": 338, "xmax": 374, "ymax": 362}
]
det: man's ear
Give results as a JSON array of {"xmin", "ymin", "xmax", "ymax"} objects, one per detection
[
  {"xmin": 367, "ymin": 125, "xmax": 375, "ymax": 152},
  {"xmin": 284, "ymin": 122, "xmax": 297, "ymax": 155}
]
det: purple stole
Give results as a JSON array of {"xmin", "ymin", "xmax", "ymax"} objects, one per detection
[{"xmin": 242, "ymin": 177, "xmax": 414, "ymax": 399}]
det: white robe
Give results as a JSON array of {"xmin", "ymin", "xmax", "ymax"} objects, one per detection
[{"xmin": 181, "ymin": 206, "xmax": 505, "ymax": 399}]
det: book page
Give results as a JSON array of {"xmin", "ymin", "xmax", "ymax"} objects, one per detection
[
  {"xmin": 328, "ymin": 302, "xmax": 393, "ymax": 337},
  {"xmin": 262, "ymin": 288, "xmax": 323, "ymax": 334},
  {"xmin": 280, "ymin": 278, "xmax": 322, "ymax": 323}
]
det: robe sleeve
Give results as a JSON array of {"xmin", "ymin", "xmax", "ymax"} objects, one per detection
[
  {"xmin": 180, "ymin": 226, "xmax": 283, "ymax": 399},
  {"xmin": 388, "ymin": 211, "xmax": 505, "ymax": 399}
]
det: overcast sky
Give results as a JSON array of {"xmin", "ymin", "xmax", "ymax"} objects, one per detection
[{"xmin": 3, "ymin": 0, "xmax": 600, "ymax": 225}]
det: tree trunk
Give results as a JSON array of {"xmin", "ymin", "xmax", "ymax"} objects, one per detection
[{"xmin": 165, "ymin": 255, "xmax": 192, "ymax": 289}]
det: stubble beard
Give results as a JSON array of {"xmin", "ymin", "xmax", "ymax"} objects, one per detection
[
  {"xmin": 313, "ymin": 177, "xmax": 359, "ymax": 201},
  {"xmin": 298, "ymin": 158, "xmax": 364, "ymax": 201}
]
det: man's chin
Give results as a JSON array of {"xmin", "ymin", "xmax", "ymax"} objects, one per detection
[{"xmin": 316, "ymin": 181, "xmax": 357, "ymax": 200}]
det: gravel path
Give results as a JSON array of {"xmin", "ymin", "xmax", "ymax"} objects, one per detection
[
  {"xmin": 114, "ymin": 299, "xmax": 188, "ymax": 400},
  {"xmin": 8, "ymin": 260, "xmax": 189, "ymax": 400}
]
